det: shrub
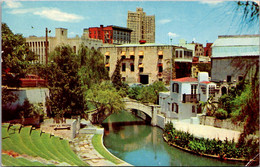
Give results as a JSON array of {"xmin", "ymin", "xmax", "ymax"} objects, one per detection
[{"xmin": 214, "ymin": 108, "xmax": 228, "ymax": 119}]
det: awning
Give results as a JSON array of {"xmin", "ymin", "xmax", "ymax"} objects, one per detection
[
  {"xmin": 157, "ymin": 63, "xmax": 163, "ymax": 67},
  {"xmin": 130, "ymin": 51, "xmax": 135, "ymax": 55},
  {"xmin": 130, "ymin": 63, "xmax": 134, "ymax": 66},
  {"xmin": 138, "ymin": 51, "xmax": 144, "ymax": 56},
  {"xmin": 138, "ymin": 64, "xmax": 144, "ymax": 68},
  {"xmin": 121, "ymin": 51, "xmax": 126, "ymax": 56},
  {"xmin": 105, "ymin": 64, "xmax": 110, "ymax": 67},
  {"xmin": 158, "ymin": 51, "xmax": 163, "ymax": 55},
  {"xmin": 105, "ymin": 52, "xmax": 110, "ymax": 56}
]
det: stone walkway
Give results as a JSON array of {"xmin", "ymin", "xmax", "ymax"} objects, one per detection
[
  {"xmin": 171, "ymin": 120, "xmax": 241, "ymax": 142},
  {"xmin": 70, "ymin": 133, "xmax": 131, "ymax": 166}
]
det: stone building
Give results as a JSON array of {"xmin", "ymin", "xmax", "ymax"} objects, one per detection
[
  {"xmin": 26, "ymin": 28, "xmax": 106, "ymax": 64},
  {"xmin": 85, "ymin": 25, "xmax": 132, "ymax": 44},
  {"xmin": 98, "ymin": 43, "xmax": 193, "ymax": 85},
  {"xmin": 211, "ymin": 34, "xmax": 259, "ymax": 97},
  {"xmin": 127, "ymin": 8, "xmax": 155, "ymax": 44}
]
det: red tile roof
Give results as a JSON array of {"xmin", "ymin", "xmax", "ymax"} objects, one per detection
[
  {"xmin": 200, "ymin": 81, "xmax": 211, "ymax": 84},
  {"xmin": 172, "ymin": 77, "xmax": 198, "ymax": 83}
]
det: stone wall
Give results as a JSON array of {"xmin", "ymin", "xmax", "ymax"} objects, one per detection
[
  {"xmin": 199, "ymin": 116, "xmax": 244, "ymax": 132},
  {"xmin": 156, "ymin": 114, "xmax": 165, "ymax": 129}
]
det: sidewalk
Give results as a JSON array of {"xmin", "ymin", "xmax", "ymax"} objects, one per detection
[{"xmin": 171, "ymin": 120, "xmax": 241, "ymax": 142}]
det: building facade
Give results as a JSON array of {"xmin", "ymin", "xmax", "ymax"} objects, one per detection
[
  {"xmin": 204, "ymin": 43, "xmax": 213, "ymax": 57},
  {"xmin": 85, "ymin": 25, "xmax": 132, "ymax": 45},
  {"xmin": 127, "ymin": 8, "xmax": 155, "ymax": 44},
  {"xmin": 159, "ymin": 72, "xmax": 216, "ymax": 121},
  {"xmin": 98, "ymin": 43, "xmax": 193, "ymax": 85},
  {"xmin": 211, "ymin": 35, "xmax": 260, "ymax": 83},
  {"xmin": 26, "ymin": 28, "xmax": 105, "ymax": 64}
]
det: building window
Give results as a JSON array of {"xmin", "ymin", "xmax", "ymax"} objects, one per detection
[
  {"xmin": 139, "ymin": 55, "xmax": 144, "ymax": 59},
  {"xmin": 122, "ymin": 63, "xmax": 126, "ymax": 72},
  {"xmin": 139, "ymin": 67, "xmax": 143, "ymax": 73},
  {"xmin": 130, "ymin": 64, "xmax": 134, "ymax": 72},
  {"xmin": 172, "ymin": 103, "xmax": 178, "ymax": 113},
  {"xmin": 192, "ymin": 105, "xmax": 196, "ymax": 113},
  {"xmin": 209, "ymin": 85, "xmax": 215, "ymax": 97},
  {"xmin": 121, "ymin": 55, "xmax": 126, "ymax": 59},
  {"xmin": 191, "ymin": 85, "xmax": 197, "ymax": 96},
  {"xmin": 238, "ymin": 76, "xmax": 243, "ymax": 82},
  {"xmin": 73, "ymin": 46, "xmax": 76, "ymax": 53},
  {"xmin": 159, "ymin": 78, "xmax": 163, "ymax": 82},
  {"xmin": 175, "ymin": 51, "xmax": 179, "ymax": 58},
  {"xmin": 159, "ymin": 66, "xmax": 163, "ymax": 73},
  {"xmin": 106, "ymin": 67, "xmax": 110, "ymax": 71},
  {"xmin": 130, "ymin": 55, "xmax": 135, "ymax": 59},
  {"xmin": 172, "ymin": 83, "xmax": 179, "ymax": 93},
  {"xmin": 227, "ymin": 75, "xmax": 231, "ymax": 82},
  {"xmin": 159, "ymin": 55, "xmax": 163, "ymax": 59}
]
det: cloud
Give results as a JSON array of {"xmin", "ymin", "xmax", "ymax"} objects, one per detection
[
  {"xmin": 4, "ymin": 1, "xmax": 22, "ymax": 8},
  {"xmin": 9, "ymin": 7, "xmax": 84, "ymax": 23},
  {"xmin": 158, "ymin": 19, "xmax": 172, "ymax": 24},
  {"xmin": 199, "ymin": 0, "xmax": 224, "ymax": 5},
  {"xmin": 168, "ymin": 32, "xmax": 178, "ymax": 38}
]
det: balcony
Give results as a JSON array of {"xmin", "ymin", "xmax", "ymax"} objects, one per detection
[{"xmin": 182, "ymin": 94, "xmax": 200, "ymax": 103}]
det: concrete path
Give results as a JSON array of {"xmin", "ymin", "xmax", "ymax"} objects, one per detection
[{"xmin": 171, "ymin": 120, "xmax": 241, "ymax": 142}]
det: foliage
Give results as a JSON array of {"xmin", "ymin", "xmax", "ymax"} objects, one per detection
[
  {"xmin": 236, "ymin": 1, "xmax": 259, "ymax": 27},
  {"xmin": 128, "ymin": 81, "xmax": 168, "ymax": 104},
  {"xmin": 78, "ymin": 44, "xmax": 109, "ymax": 89},
  {"xmin": 1, "ymin": 23, "xmax": 37, "ymax": 80},
  {"xmin": 85, "ymin": 81, "xmax": 125, "ymax": 124},
  {"xmin": 196, "ymin": 63, "xmax": 211, "ymax": 76},
  {"xmin": 164, "ymin": 122, "xmax": 259, "ymax": 160},
  {"xmin": 111, "ymin": 59, "xmax": 123, "ymax": 90},
  {"xmin": 46, "ymin": 45, "xmax": 84, "ymax": 118},
  {"xmin": 2, "ymin": 87, "xmax": 18, "ymax": 108},
  {"xmin": 199, "ymin": 96, "xmax": 217, "ymax": 116},
  {"xmin": 214, "ymin": 108, "xmax": 228, "ymax": 120}
]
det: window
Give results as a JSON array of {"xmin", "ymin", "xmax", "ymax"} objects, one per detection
[
  {"xmin": 175, "ymin": 51, "xmax": 179, "ymax": 58},
  {"xmin": 192, "ymin": 105, "xmax": 196, "ymax": 113},
  {"xmin": 139, "ymin": 55, "xmax": 144, "ymax": 59},
  {"xmin": 159, "ymin": 78, "xmax": 163, "ymax": 82},
  {"xmin": 121, "ymin": 55, "xmax": 126, "ymax": 59},
  {"xmin": 122, "ymin": 77, "xmax": 126, "ymax": 81},
  {"xmin": 191, "ymin": 85, "xmax": 197, "ymax": 95},
  {"xmin": 73, "ymin": 46, "xmax": 76, "ymax": 53},
  {"xmin": 238, "ymin": 76, "xmax": 243, "ymax": 82},
  {"xmin": 130, "ymin": 64, "xmax": 134, "ymax": 72},
  {"xmin": 130, "ymin": 55, "xmax": 135, "ymax": 59},
  {"xmin": 159, "ymin": 66, "xmax": 163, "ymax": 73},
  {"xmin": 172, "ymin": 103, "xmax": 178, "ymax": 113},
  {"xmin": 172, "ymin": 83, "xmax": 179, "ymax": 93},
  {"xmin": 122, "ymin": 63, "xmax": 126, "ymax": 72},
  {"xmin": 227, "ymin": 75, "xmax": 231, "ymax": 82},
  {"xmin": 139, "ymin": 67, "xmax": 143, "ymax": 73},
  {"xmin": 106, "ymin": 67, "xmax": 110, "ymax": 71},
  {"xmin": 158, "ymin": 55, "xmax": 163, "ymax": 59},
  {"xmin": 209, "ymin": 85, "xmax": 215, "ymax": 97}
]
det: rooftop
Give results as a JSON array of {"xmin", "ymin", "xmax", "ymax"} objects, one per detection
[{"xmin": 172, "ymin": 77, "xmax": 198, "ymax": 83}]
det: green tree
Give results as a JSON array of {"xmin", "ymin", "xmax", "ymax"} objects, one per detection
[
  {"xmin": 199, "ymin": 96, "xmax": 218, "ymax": 116},
  {"xmin": 78, "ymin": 44, "xmax": 109, "ymax": 89},
  {"xmin": 111, "ymin": 59, "xmax": 123, "ymax": 90},
  {"xmin": 46, "ymin": 45, "xmax": 84, "ymax": 118},
  {"xmin": 85, "ymin": 81, "xmax": 125, "ymax": 124},
  {"xmin": 1, "ymin": 23, "xmax": 37, "ymax": 79}
]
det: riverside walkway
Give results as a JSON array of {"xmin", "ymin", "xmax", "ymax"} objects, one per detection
[{"xmin": 170, "ymin": 120, "xmax": 241, "ymax": 142}]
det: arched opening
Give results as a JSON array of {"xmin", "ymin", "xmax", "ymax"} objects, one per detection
[{"xmin": 221, "ymin": 86, "xmax": 227, "ymax": 96}]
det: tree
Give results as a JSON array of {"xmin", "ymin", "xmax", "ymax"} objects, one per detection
[
  {"xmin": 85, "ymin": 81, "xmax": 125, "ymax": 124},
  {"xmin": 46, "ymin": 45, "xmax": 84, "ymax": 118},
  {"xmin": 78, "ymin": 44, "xmax": 109, "ymax": 89},
  {"xmin": 236, "ymin": 1, "xmax": 259, "ymax": 27},
  {"xmin": 199, "ymin": 96, "xmax": 218, "ymax": 116},
  {"xmin": 111, "ymin": 59, "xmax": 123, "ymax": 90},
  {"xmin": 1, "ymin": 23, "xmax": 37, "ymax": 79}
]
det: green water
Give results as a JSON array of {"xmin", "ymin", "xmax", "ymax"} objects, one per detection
[{"xmin": 103, "ymin": 112, "xmax": 245, "ymax": 166}]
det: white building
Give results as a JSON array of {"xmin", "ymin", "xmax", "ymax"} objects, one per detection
[{"xmin": 159, "ymin": 72, "xmax": 216, "ymax": 121}]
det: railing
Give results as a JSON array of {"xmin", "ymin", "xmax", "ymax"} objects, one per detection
[{"xmin": 182, "ymin": 94, "xmax": 200, "ymax": 103}]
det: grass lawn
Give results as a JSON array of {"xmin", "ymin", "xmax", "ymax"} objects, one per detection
[{"xmin": 92, "ymin": 134, "xmax": 122, "ymax": 165}]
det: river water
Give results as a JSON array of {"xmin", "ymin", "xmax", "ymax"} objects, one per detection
[{"xmin": 103, "ymin": 113, "xmax": 245, "ymax": 166}]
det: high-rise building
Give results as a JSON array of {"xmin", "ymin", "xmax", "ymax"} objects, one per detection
[{"xmin": 127, "ymin": 8, "xmax": 155, "ymax": 44}]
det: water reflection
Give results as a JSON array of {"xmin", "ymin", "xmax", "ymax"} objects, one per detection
[{"xmin": 104, "ymin": 124, "xmax": 245, "ymax": 166}]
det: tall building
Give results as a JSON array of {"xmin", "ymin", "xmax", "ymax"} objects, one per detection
[
  {"xmin": 86, "ymin": 25, "xmax": 132, "ymax": 45},
  {"xmin": 26, "ymin": 28, "xmax": 105, "ymax": 64},
  {"xmin": 127, "ymin": 8, "xmax": 155, "ymax": 44}
]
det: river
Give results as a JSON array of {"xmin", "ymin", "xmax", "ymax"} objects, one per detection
[{"xmin": 103, "ymin": 111, "xmax": 245, "ymax": 166}]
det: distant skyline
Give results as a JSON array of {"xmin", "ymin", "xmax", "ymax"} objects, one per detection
[{"xmin": 2, "ymin": 0, "xmax": 259, "ymax": 45}]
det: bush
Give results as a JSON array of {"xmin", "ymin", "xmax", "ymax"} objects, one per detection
[{"xmin": 214, "ymin": 109, "xmax": 228, "ymax": 119}]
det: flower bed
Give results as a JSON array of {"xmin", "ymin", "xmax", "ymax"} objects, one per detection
[{"xmin": 163, "ymin": 122, "xmax": 258, "ymax": 162}]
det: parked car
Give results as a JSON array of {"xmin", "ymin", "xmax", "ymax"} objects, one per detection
[{"xmin": 20, "ymin": 74, "xmax": 47, "ymax": 87}]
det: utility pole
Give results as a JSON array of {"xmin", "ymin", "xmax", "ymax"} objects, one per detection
[{"xmin": 45, "ymin": 28, "xmax": 48, "ymax": 65}]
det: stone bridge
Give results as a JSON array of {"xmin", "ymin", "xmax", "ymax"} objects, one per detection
[{"xmin": 122, "ymin": 97, "xmax": 161, "ymax": 126}]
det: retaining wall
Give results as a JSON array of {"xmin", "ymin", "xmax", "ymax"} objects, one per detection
[{"xmin": 199, "ymin": 116, "xmax": 244, "ymax": 132}]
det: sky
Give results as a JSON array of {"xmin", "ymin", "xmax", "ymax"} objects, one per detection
[{"xmin": 2, "ymin": 0, "xmax": 259, "ymax": 46}]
